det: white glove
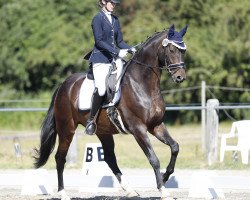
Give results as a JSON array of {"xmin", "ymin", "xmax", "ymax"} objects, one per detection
[
  {"xmin": 118, "ymin": 49, "xmax": 128, "ymax": 58},
  {"xmin": 130, "ymin": 47, "xmax": 136, "ymax": 53}
]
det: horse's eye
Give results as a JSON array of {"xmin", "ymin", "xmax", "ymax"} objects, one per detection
[{"xmin": 169, "ymin": 45, "xmax": 175, "ymax": 53}]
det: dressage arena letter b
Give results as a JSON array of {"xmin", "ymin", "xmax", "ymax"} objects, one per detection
[
  {"xmin": 82, "ymin": 143, "xmax": 113, "ymax": 176},
  {"xmin": 85, "ymin": 147, "xmax": 93, "ymax": 162},
  {"xmin": 97, "ymin": 146, "xmax": 104, "ymax": 161}
]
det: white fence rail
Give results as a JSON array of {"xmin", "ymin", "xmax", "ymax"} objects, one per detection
[
  {"xmin": 1, "ymin": 105, "xmax": 250, "ymax": 112},
  {"xmin": 1, "ymin": 100, "xmax": 250, "ymax": 166},
  {"xmin": 0, "ymin": 108, "xmax": 48, "ymax": 112}
]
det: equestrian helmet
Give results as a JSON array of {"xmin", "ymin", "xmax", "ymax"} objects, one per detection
[
  {"xmin": 111, "ymin": 0, "xmax": 120, "ymax": 3},
  {"xmin": 102, "ymin": 0, "xmax": 120, "ymax": 3}
]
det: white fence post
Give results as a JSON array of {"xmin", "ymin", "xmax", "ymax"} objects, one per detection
[
  {"xmin": 206, "ymin": 99, "xmax": 219, "ymax": 165},
  {"xmin": 201, "ymin": 80, "xmax": 206, "ymax": 152}
]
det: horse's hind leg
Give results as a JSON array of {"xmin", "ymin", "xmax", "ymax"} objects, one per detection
[
  {"xmin": 55, "ymin": 119, "xmax": 75, "ymax": 200},
  {"xmin": 97, "ymin": 134, "xmax": 138, "ymax": 197},
  {"xmin": 150, "ymin": 123, "xmax": 179, "ymax": 183}
]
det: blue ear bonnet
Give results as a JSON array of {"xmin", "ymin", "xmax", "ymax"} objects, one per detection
[{"xmin": 162, "ymin": 24, "xmax": 188, "ymax": 50}]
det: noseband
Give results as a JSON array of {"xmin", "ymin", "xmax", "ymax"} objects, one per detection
[
  {"xmin": 161, "ymin": 49, "xmax": 185, "ymax": 78},
  {"xmin": 162, "ymin": 46, "xmax": 186, "ymax": 74},
  {"xmin": 166, "ymin": 62, "xmax": 186, "ymax": 74}
]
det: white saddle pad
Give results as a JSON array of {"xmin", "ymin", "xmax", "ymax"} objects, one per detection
[{"xmin": 78, "ymin": 77, "xmax": 121, "ymax": 110}]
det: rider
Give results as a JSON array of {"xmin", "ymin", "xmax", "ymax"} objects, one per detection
[{"xmin": 85, "ymin": 0, "xmax": 134, "ymax": 135}]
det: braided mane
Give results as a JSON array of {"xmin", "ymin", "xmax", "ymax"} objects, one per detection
[{"xmin": 140, "ymin": 30, "xmax": 168, "ymax": 49}]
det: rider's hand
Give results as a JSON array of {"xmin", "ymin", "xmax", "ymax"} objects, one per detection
[
  {"xmin": 127, "ymin": 47, "xmax": 136, "ymax": 55},
  {"xmin": 118, "ymin": 49, "xmax": 128, "ymax": 58},
  {"xmin": 130, "ymin": 47, "xmax": 136, "ymax": 53}
]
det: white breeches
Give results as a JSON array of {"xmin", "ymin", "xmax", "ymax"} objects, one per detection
[
  {"xmin": 92, "ymin": 63, "xmax": 111, "ymax": 96},
  {"xmin": 92, "ymin": 58, "xmax": 124, "ymax": 96}
]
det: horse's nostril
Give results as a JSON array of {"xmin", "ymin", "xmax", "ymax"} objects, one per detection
[{"xmin": 177, "ymin": 76, "xmax": 183, "ymax": 81}]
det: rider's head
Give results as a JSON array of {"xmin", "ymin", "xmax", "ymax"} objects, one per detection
[{"xmin": 99, "ymin": 0, "xmax": 120, "ymax": 12}]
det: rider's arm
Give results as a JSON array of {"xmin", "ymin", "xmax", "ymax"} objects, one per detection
[{"xmin": 115, "ymin": 19, "xmax": 131, "ymax": 49}]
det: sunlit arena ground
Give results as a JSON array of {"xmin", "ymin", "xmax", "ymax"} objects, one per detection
[{"xmin": 1, "ymin": 169, "xmax": 250, "ymax": 200}]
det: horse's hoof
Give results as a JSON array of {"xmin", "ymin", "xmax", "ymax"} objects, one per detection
[
  {"xmin": 159, "ymin": 186, "xmax": 171, "ymax": 200},
  {"xmin": 62, "ymin": 196, "xmax": 71, "ymax": 200},
  {"xmin": 58, "ymin": 189, "xmax": 71, "ymax": 200},
  {"xmin": 161, "ymin": 197, "xmax": 173, "ymax": 200},
  {"xmin": 126, "ymin": 190, "xmax": 139, "ymax": 198}
]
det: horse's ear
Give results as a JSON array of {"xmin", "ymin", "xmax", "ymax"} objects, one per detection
[
  {"xmin": 168, "ymin": 24, "xmax": 175, "ymax": 38},
  {"xmin": 179, "ymin": 25, "xmax": 188, "ymax": 37}
]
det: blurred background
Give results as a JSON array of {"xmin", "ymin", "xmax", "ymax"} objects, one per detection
[{"xmin": 0, "ymin": 0, "xmax": 249, "ymax": 169}]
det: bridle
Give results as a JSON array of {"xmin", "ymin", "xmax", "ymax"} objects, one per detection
[
  {"xmin": 117, "ymin": 41, "xmax": 186, "ymax": 84},
  {"xmin": 163, "ymin": 46, "xmax": 186, "ymax": 74},
  {"xmin": 129, "ymin": 45, "xmax": 186, "ymax": 75}
]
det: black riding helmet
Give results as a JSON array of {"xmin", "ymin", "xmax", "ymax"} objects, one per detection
[
  {"xmin": 99, "ymin": 0, "xmax": 120, "ymax": 7},
  {"xmin": 99, "ymin": 0, "xmax": 120, "ymax": 4},
  {"xmin": 110, "ymin": 0, "xmax": 120, "ymax": 3}
]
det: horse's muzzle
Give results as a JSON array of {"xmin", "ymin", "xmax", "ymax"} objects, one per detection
[
  {"xmin": 172, "ymin": 74, "xmax": 186, "ymax": 83},
  {"xmin": 175, "ymin": 75, "xmax": 185, "ymax": 83}
]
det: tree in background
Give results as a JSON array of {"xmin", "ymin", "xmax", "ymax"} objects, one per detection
[
  {"xmin": 0, "ymin": 0, "xmax": 96, "ymax": 91},
  {"xmin": 0, "ymin": 0, "xmax": 249, "ymax": 121}
]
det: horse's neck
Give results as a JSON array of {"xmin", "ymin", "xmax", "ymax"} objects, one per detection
[{"xmin": 124, "ymin": 41, "xmax": 162, "ymax": 98}]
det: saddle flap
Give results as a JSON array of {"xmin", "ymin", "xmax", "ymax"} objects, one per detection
[{"xmin": 86, "ymin": 68, "xmax": 94, "ymax": 80}]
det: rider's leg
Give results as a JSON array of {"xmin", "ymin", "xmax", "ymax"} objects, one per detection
[
  {"xmin": 85, "ymin": 88, "xmax": 104, "ymax": 135},
  {"xmin": 114, "ymin": 58, "xmax": 124, "ymax": 91},
  {"xmin": 85, "ymin": 63, "xmax": 111, "ymax": 135}
]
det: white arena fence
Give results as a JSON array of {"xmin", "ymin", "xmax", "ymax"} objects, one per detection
[{"xmin": 1, "ymin": 105, "xmax": 250, "ymax": 112}]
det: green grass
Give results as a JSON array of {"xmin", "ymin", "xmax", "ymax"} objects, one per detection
[
  {"xmin": 1, "ymin": 122, "xmax": 249, "ymax": 170},
  {"xmin": 0, "ymin": 112, "xmax": 46, "ymax": 130}
]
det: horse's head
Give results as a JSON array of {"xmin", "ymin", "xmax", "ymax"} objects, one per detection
[{"xmin": 159, "ymin": 24, "xmax": 188, "ymax": 83}]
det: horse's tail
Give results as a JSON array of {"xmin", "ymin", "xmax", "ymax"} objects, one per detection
[{"xmin": 34, "ymin": 86, "xmax": 60, "ymax": 168}]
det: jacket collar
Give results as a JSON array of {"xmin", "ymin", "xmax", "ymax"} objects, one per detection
[{"xmin": 100, "ymin": 10, "xmax": 114, "ymax": 27}]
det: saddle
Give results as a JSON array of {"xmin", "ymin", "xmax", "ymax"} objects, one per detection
[{"xmin": 86, "ymin": 61, "xmax": 124, "ymax": 104}]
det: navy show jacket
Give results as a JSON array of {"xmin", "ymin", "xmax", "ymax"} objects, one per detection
[{"xmin": 89, "ymin": 10, "xmax": 131, "ymax": 64}]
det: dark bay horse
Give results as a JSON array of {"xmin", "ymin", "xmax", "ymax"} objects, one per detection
[{"xmin": 34, "ymin": 25, "xmax": 188, "ymax": 200}]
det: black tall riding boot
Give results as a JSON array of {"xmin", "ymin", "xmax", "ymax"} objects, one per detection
[{"xmin": 85, "ymin": 89, "xmax": 104, "ymax": 135}]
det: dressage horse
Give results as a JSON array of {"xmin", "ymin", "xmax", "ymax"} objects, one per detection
[{"xmin": 34, "ymin": 25, "xmax": 188, "ymax": 200}]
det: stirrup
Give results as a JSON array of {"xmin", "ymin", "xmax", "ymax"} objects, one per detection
[{"xmin": 85, "ymin": 120, "xmax": 97, "ymax": 135}]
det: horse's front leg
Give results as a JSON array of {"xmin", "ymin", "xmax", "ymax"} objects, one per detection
[
  {"xmin": 97, "ymin": 134, "xmax": 138, "ymax": 197},
  {"xmin": 132, "ymin": 125, "xmax": 171, "ymax": 199},
  {"xmin": 150, "ymin": 123, "xmax": 179, "ymax": 183}
]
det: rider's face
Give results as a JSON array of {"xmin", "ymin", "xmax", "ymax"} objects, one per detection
[{"xmin": 103, "ymin": 1, "xmax": 116, "ymax": 12}]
